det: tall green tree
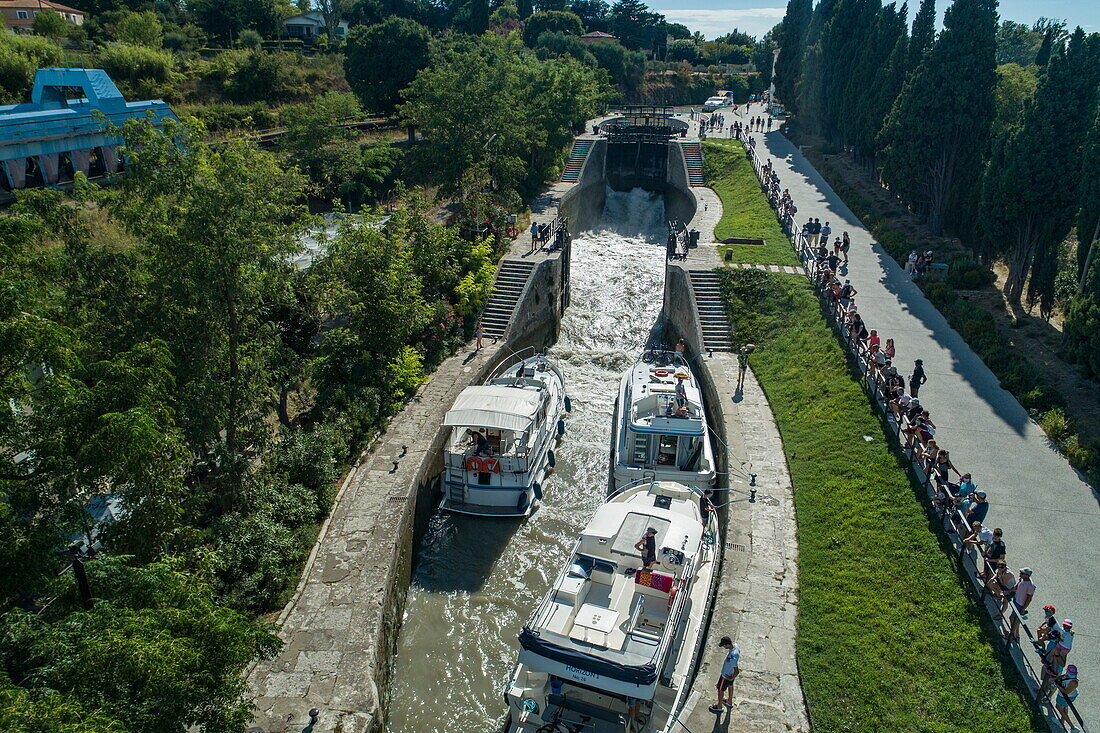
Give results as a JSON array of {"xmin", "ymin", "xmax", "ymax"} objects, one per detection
[
  {"xmin": 907, "ymin": 0, "xmax": 935, "ymax": 69},
  {"xmin": 978, "ymin": 29, "xmax": 1100, "ymax": 308},
  {"xmin": 522, "ymin": 9, "xmax": 584, "ymax": 46},
  {"xmin": 1065, "ymin": 110, "xmax": 1100, "ymax": 375},
  {"xmin": 1034, "ymin": 27, "xmax": 1054, "ymax": 67},
  {"xmin": 877, "ymin": 0, "xmax": 997, "ymax": 234},
  {"xmin": 608, "ymin": 0, "xmax": 663, "ymax": 51},
  {"xmin": 400, "ymin": 33, "xmax": 607, "ymax": 199},
  {"xmin": 344, "ymin": 17, "xmax": 432, "ymax": 112},
  {"xmin": 773, "ymin": 0, "xmax": 812, "ymax": 110},
  {"xmin": 1076, "ymin": 108, "xmax": 1100, "ymax": 285},
  {"xmin": 114, "ymin": 120, "xmax": 310, "ymax": 505},
  {"xmin": 851, "ymin": 2, "xmax": 908, "ymax": 163}
]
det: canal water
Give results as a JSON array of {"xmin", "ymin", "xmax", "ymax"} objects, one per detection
[{"xmin": 388, "ymin": 188, "xmax": 669, "ymax": 732}]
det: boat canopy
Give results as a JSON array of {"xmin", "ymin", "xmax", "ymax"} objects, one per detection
[{"xmin": 443, "ymin": 385, "xmax": 542, "ymax": 432}]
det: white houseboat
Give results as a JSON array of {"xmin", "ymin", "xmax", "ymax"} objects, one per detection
[
  {"xmin": 504, "ymin": 479, "xmax": 720, "ymax": 732},
  {"xmin": 611, "ymin": 351, "xmax": 716, "ymax": 493},
  {"xmin": 440, "ymin": 353, "xmax": 567, "ymax": 517}
]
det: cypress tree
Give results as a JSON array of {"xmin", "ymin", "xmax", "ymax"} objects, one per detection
[
  {"xmin": 979, "ymin": 28, "xmax": 1100, "ymax": 306},
  {"xmin": 1076, "ymin": 109, "xmax": 1100, "ymax": 285},
  {"xmin": 773, "ymin": 0, "xmax": 813, "ymax": 112},
  {"xmin": 795, "ymin": 0, "xmax": 838, "ymax": 124},
  {"xmin": 907, "ymin": 0, "xmax": 935, "ymax": 70},
  {"xmin": 1034, "ymin": 27, "xmax": 1053, "ymax": 67},
  {"xmin": 853, "ymin": 3, "xmax": 908, "ymax": 163},
  {"xmin": 877, "ymin": 0, "xmax": 997, "ymax": 234},
  {"xmin": 1065, "ymin": 110, "xmax": 1100, "ymax": 375}
]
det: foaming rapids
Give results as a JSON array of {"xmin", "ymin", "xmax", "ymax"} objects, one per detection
[{"xmin": 387, "ymin": 188, "xmax": 668, "ymax": 732}]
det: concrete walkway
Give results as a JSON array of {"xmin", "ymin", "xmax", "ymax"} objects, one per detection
[
  {"xmin": 678, "ymin": 355, "xmax": 809, "ymax": 733},
  {"xmin": 745, "ymin": 103, "xmax": 1100, "ymax": 727}
]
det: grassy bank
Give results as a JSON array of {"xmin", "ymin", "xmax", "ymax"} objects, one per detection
[
  {"xmin": 719, "ymin": 268, "xmax": 1038, "ymax": 731},
  {"xmin": 701, "ymin": 139, "xmax": 801, "ymax": 267}
]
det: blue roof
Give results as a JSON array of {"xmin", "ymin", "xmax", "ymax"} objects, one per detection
[{"xmin": 0, "ymin": 68, "xmax": 179, "ymax": 162}]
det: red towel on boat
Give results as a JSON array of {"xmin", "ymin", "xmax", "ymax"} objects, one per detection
[{"xmin": 635, "ymin": 569, "xmax": 675, "ymax": 593}]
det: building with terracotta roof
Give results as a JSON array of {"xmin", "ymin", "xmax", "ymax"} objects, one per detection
[{"xmin": 0, "ymin": 0, "xmax": 85, "ymax": 29}]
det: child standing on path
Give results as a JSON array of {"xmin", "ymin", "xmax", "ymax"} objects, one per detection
[{"xmin": 709, "ymin": 637, "xmax": 740, "ymax": 713}]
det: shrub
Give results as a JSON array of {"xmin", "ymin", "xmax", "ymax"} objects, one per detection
[
  {"xmin": 946, "ymin": 256, "xmax": 996, "ymax": 289},
  {"xmin": 184, "ymin": 102, "xmax": 278, "ymax": 131},
  {"xmin": 1020, "ymin": 384, "xmax": 1064, "ymax": 412},
  {"xmin": 1039, "ymin": 408, "xmax": 1072, "ymax": 446},
  {"xmin": 96, "ymin": 43, "xmax": 179, "ymax": 100},
  {"xmin": 0, "ymin": 33, "xmax": 63, "ymax": 104}
]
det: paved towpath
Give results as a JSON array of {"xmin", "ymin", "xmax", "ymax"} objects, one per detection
[
  {"xmin": 678, "ymin": 354, "xmax": 809, "ymax": 733},
  {"xmin": 744, "ymin": 103, "xmax": 1100, "ymax": 727}
]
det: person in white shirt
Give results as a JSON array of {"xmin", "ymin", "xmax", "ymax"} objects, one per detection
[{"xmin": 709, "ymin": 636, "xmax": 740, "ymax": 713}]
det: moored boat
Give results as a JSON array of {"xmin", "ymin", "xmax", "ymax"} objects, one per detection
[
  {"xmin": 440, "ymin": 353, "xmax": 567, "ymax": 518},
  {"xmin": 611, "ymin": 350, "xmax": 716, "ymax": 493},
  {"xmin": 503, "ymin": 479, "xmax": 719, "ymax": 732}
]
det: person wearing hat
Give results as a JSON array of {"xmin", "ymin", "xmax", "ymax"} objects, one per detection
[
  {"xmin": 965, "ymin": 491, "xmax": 989, "ymax": 525},
  {"xmin": 884, "ymin": 366, "xmax": 904, "ymax": 392},
  {"xmin": 1052, "ymin": 665, "xmax": 1079, "ymax": 729},
  {"xmin": 1052, "ymin": 620, "xmax": 1075, "ymax": 668},
  {"xmin": 1035, "ymin": 605, "xmax": 1059, "ymax": 646},
  {"xmin": 634, "ymin": 527, "xmax": 659, "ymax": 571},
  {"xmin": 709, "ymin": 636, "xmax": 740, "ymax": 713},
  {"xmin": 909, "ymin": 359, "xmax": 927, "ymax": 398},
  {"xmin": 1005, "ymin": 568, "xmax": 1035, "ymax": 641}
]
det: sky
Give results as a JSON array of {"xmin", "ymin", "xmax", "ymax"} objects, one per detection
[{"xmin": 649, "ymin": 0, "xmax": 1100, "ymax": 41}]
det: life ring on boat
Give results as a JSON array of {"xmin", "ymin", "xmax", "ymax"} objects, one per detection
[
  {"xmin": 482, "ymin": 457, "xmax": 501, "ymax": 473},
  {"xmin": 465, "ymin": 456, "xmax": 481, "ymax": 471},
  {"xmin": 653, "ymin": 368, "xmax": 671, "ymax": 377}
]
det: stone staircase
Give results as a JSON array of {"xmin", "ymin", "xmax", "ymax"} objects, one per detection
[
  {"xmin": 561, "ymin": 139, "xmax": 594, "ymax": 183},
  {"xmin": 479, "ymin": 259, "xmax": 535, "ymax": 338},
  {"xmin": 688, "ymin": 270, "xmax": 734, "ymax": 352},
  {"xmin": 679, "ymin": 141, "xmax": 704, "ymax": 186}
]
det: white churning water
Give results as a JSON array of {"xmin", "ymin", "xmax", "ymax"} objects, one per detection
[{"xmin": 387, "ymin": 188, "xmax": 668, "ymax": 732}]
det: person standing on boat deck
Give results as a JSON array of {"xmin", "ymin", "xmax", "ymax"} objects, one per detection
[
  {"xmin": 634, "ymin": 527, "xmax": 658, "ymax": 570},
  {"xmin": 675, "ymin": 338, "xmax": 686, "ymax": 354},
  {"xmin": 709, "ymin": 637, "xmax": 740, "ymax": 713},
  {"xmin": 466, "ymin": 428, "xmax": 489, "ymax": 456},
  {"xmin": 674, "ymin": 376, "xmax": 687, "ymax": 409}
]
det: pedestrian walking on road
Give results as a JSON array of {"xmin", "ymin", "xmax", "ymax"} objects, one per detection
[
  {"xmin": 709, "ymin": 637, "xmax": 740, "ymax": 713},
  {"xmin": 909, "ymin": 359, "xmax": 927, "ymax": 397}
]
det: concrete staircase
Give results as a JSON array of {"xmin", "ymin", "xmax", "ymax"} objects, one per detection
[
  {"xmin": 679, "ymin": 141, "xmax": 704, "ymax": 186},
  {"xmin": 688, "ymin": 270, "xmax": 734, "ymax": 352},
  {"xmin": 480, "ymin": 259, "xmax": 535, "ymax": 338},
  {"xmin": 561, "ymin": 139, "xmax": 594, "ymax": 183}
]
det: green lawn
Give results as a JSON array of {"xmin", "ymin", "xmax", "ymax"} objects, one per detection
[
  {"xmin": 719, "ymin": 268, "xmax": 1039, "ymax": 732},
  {"xmin": 702, "ymin": 139, "xmax": 800, "ymax": 267}
]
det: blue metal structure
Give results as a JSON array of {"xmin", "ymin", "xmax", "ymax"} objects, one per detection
[{"xmin": 0, "ymin": 68, "xmax": 179, "ymax": 190}]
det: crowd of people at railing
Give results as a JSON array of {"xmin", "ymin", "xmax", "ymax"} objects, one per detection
[{"xmin": 731, "ymin": 122, "xmax": 1084, "ymax": 731}]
